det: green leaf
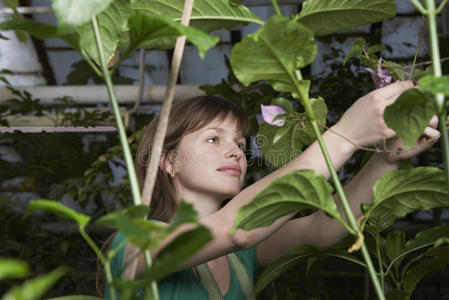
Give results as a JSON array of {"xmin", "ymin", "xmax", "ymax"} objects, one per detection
[
  {"xmin": 2, "ymin": 266, "xmax": 67, "ymax": 300},
  {"xmin": 0, "ymin": 258, "xmax": 29, "ymax": 280},
  {"xmin": 258, "ymin": 97, "xmax": 327, "ymax": 168},
  {"xmin": 367, "ymin": 44, "xmax": 386, "ymax": 54},
  {"xmin": 402, "ymin": 255, "xmax": 449, "ymax": 297},
  {"xmin": 384, "ymin": 88, "xmax": 436, "ymax": 149},
  {"xmin": 132, "ymin": 0, "xmax": 263, "ymax": 32},
  {"xmin": 296, "ymin": 0, "xmax": 396, "ymax": 36},
  {"xmin": 96, "ymin": 206, "xmax": 164, "ymax": 251},
  {"xmin": 362, "ymin": 167, "xmax": 449, "ymax": 228},
  {"xmin": 405, "ymin": 226, "xmax": 449, "ymax": 253},
  {"xmin": 96, "ymin": 205, "xmax": 150, "ymax": 225},
  {"xmin": 412, "ymin": 67, "xmax": 433, "ymax": 81},
  {"xmin": 231, "ymin": 15, "xmax": 317, "ymax": 93},
  {"xmin": 272, "ymin": 123, "xmax": 292, "ymax": 145},
  {"xmin": 169, "ymin": 200, "xmax": 199, "ymax": 230},
  {"xmin": 96, "ymin": 201, "xmax": 200, "ymax": 251},
  {"xmin": 385, "ymin": 227, "xmax": 449, "ymax": 268},
  {"xmin": 0, "ymin": 18, "xmax": 80, "ymax": 50},
  {"xmin": 435, "ymin": 237, "xmax": 449, "ymax": 247},
  {"xmin": 231, "ymin": 169, "xmax": 342, "ymax": 233},
  {"xmin": 24, "ymin": 200, "xmax": 91, "ymax": 228},
  {"xmin": 77, "ymin": 0, "xmax": 132, "ymax": 66},
  {"xmin": 385, "ymin": 290, "xmax": 408, "ymax": 300},
  {"xmin": 139, "ymin": 226, "xmax": 212, "ymax": 283},
  {"xmin": 47, "ymin": 296, "xmax": 104, "ymax": 300},
  {"xmin": 419, "ymin": 75, "xmax": 449, "ymax": 97},
  {"xmin": 363, "ymin": 211, "xmax": 396, "ymax": 237},
  {"xmin": 5, "ymin": 0, "xmax": 19, "ymax": 9},
  {"xmin": 255, "ymin": 244, "xmax": 365, "ymax": 294},
  {"xmin": 51, "ymin": 0, "xmax": 113, "ymax": 30},
  {"xmin": 272, "ymin": 97, "xmax": 294, "ymax": 112},
  {"xmin": 343, "ymin": 38, "xmax": 365, "ymax": 65},
  {"xmin": 385, "ymin": 231, "xmax": 405, "ymax": 266},
  {"xmin": 383, "ymin": 59, "xmax": 405, "ymax": 80},
  {"xmin": 123, "ymin": 12, "xmax": 219, "ymax": 60}
]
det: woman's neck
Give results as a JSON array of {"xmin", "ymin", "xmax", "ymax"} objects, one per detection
[{"xmin": 175, "ymin": 189, "xmax": 222, "ymax": 219}]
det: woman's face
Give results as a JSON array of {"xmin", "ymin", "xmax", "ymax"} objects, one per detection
[{"xmin": 170, "ymin": 115, "xmax": 248, "ymax": 201}]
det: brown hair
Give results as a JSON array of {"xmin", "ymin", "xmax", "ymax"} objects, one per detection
[{"xmin": 96, "ymin": 95, "xmax": 250, "ymax": 295}]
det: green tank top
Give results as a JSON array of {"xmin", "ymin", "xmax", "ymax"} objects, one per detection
[{"xmin": 104, "ymin": 232, "xmax": 258, "ymax": 300}]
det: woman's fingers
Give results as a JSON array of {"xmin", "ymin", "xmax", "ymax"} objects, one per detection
[
  {"xmin": 429, "ymin": 115, "xmax": 438, "ymax": 129},
  {"xmin": 401, "ymin": 126, "xmax": 440, "ymax": 159},
  {"xmin": 422, "ymin": 126, "xmax": 440, "ymax": 142},
  {"xmin": 384, "ymin": 125, "xmax": 440, "ymax": 162},
  {"xmin": 377, "ymin": 80, "xmax": 414, "ymax": 101}
]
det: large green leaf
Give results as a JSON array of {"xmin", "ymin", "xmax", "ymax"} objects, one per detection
[
  {"xmin": 255, "ymin": 244, "xmax": 365, "ymax": 294},
  {"xmin": 259, "ymin": 97, "xmax": 327, "ymax": 168},
  {"xmin": 0, "ymin": 18, "xmax": 80, "ymax": 50},
  {"xmin": 139, "ymin": 226, "xmax": 212, "ymax": 283},
  {"xmin": 386, "ymin": 226, "xmax": 449, "ymax": 273},
  {"xmin": 114, "ymin": 225, "xmax": 212, "ymax": 296},
  {"xmin": 123, "ymin": 12, "xmax": 219, "ymax": 60},
  {"xmin": 96, "ymin": 206, "xmax": 165, "ymax": 251},
  {"xmin": 296, "ymin": 0, "xmax": 396, "ymax": 36},
  {"xmin": 384, "ymin": 88, "xmax": 436, "ymax": 148},
  {"xmin": 77, "ymin": 0, "xmax": 132, "ymax": 66},
  {"xmin": 231, "ymin": 15, "xmax": 317, "ymax": 94},
  {"xmin": 24, "ymin": 200, "xmax": 90, "ymax": 228},
  {"xmin": 96, "ymin": 201, "xmax": 200, "ymax": 251},
  {"xmin": 132, "ymin": 0, "xmax": 263, "ymax": 32},
  {"xmin": 231, "ymin": 169, "xmax": 343, "ymax": 233},
  {"xmin": 362, "ymin": 167, "xmax": 449, "ymax": 228},
  {"xmin": 0, "ymin": 258, "xmax": 29, "ymax": 280},
  {"xmin": 419, "ymin": 75, "xmax": 449, "ymax": 97},
  {"xmin": 363, "ymin": 212, "xmax": 396, "ymax": 237},
  {"xmin": 47, "ymin": 296, "xmax": 104, "ymax": 300},
  {"xmin": 2, "ymin": 266, "xmax": 67, "ymax": 300},
  {"xmin": 402, "ymin": 247, "xmax": 449, "ymax": 298},
  {"xmin": 385, "ymin": 231, "xmax": 405, "ymax": 269},
  {"xmin": 52, "ymin": 0, "xmax": 113, "ymax": 30}
]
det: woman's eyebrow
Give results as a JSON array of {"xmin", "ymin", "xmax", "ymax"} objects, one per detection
[{"xmin": 206, "ymin": 127, "xmax": 245, "ymax": 139}]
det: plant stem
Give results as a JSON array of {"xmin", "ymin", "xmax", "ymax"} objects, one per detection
[
  {"xmin": 411, "ymin": 0, "xmax": 429, "ymax": 15},
  {"xmin": 80, "ymin": 48, "xmax": 103, "ymax": 78},
  {"xmin": 292, "ymin": 72, "xmax": 385, "ymax": 300},
  {"xmin": 409, "ymin": 38, "xmax": 420, "ymax": 80},
  {"xmin": 80, "ymin": 226, "xmax": 116, "ymax": 300},
  {"xmin": 376, "ymin": 232, "xmax": 385, "ymax": 289},
  {"xmin": 424, "ymin": 0, "xmax": 449, "ymax": 190},
  {"xmin": 271, "ymin": 0, "xmax": 281, "ymax": 16},
  {"xmin": 91, "ymin": 16, "xmax": 160, "ymax": 300},
  {"xmin": 436, "ymin": 0, "xmax": 449, "ymax": 14}
]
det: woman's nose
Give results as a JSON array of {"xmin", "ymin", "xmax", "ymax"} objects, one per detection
[{"xmin": 225, "ymin": 145, "xmax": 243, "ymax": 160}]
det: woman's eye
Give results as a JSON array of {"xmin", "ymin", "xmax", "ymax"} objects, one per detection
[
  {"xmin": 237, "ymin": 143, "xmax": 246, "ymax": 150},
  {"xmin": 207, "ymin": 137, "xmax": 218, "ymax": 143}
]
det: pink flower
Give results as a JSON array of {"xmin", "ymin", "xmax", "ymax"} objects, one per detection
[
  {"xmin": 260, "ymin": 104, "xmax": 286, "ymax": 126},
  {"xmin": 365, "ymin": 57, "xmax": 392, "ymax": 89}
]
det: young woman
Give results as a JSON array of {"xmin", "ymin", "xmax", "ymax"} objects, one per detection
[{"xmin": 103, "ymin": 81, "xmax": 439, "ymax": 299}]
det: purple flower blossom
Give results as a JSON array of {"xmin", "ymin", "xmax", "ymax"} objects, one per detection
[
  {"xmin": 365, "ymin": 57, "xmax": 392, "ymax": 89},
  {"xmin": 260, "ymin": 104, "xmax": 286, "ymax": 126}
]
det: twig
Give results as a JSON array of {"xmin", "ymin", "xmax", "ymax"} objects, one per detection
[
  {"xmin": 322, "ymin": 124, "xmax": 439, "ymax": 154},
  {"xmin": 133, "ymin": 0, "xmax": 195, "ymax": 292},
  {"xmin": 141, "ymin": 1, "xmax": 194, "ymax": 206}
]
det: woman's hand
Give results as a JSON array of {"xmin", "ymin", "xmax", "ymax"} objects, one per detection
[
  {"xmin": 382, "ymin": 115, "xmax": 440, "ymax": 162},
  {"xmin": 332, "ymin": 80, "xmax": 415, "ymax": 148}
]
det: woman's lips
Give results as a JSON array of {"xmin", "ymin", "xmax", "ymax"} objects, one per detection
[{"xmin": 217, "ymin": 166, "xmax": 241, "ymax": 177}]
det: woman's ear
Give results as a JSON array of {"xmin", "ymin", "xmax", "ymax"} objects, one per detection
[{"xmin": 160, "ymin": 150, "xmax": 177, "ymax": 175}]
